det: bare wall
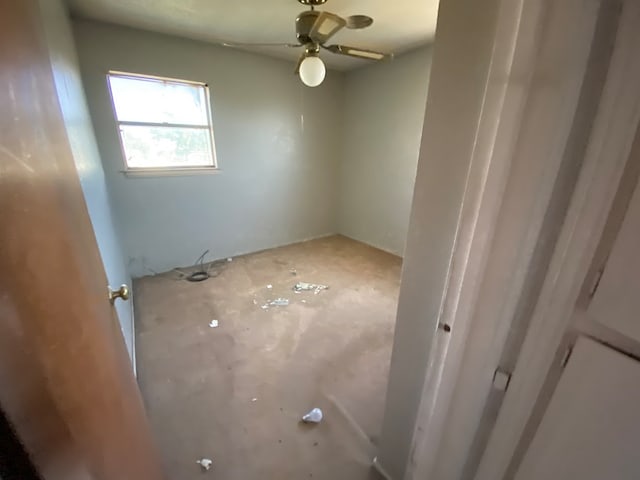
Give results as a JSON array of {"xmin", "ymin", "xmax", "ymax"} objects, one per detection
[
  {"xmin": 73, "ymin": 20, "xmax": 344, "ymax": 277},
  {"xmin": 339, "ymin": 47, "xmax": 432, "ymax": 256}
]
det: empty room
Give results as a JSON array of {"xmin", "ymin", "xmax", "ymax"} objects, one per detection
[
  {"xmin": 33, "ymin": 0, "xmax": 434, "ymax": 478},
  {"xmin": 9, "ymin": 1, "xmax": 638, "ymax": 480}
]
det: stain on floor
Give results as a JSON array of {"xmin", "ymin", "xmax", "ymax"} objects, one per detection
[{"xmin": 134, "ymin": 235, "xmax": 401, "ymax": 479}]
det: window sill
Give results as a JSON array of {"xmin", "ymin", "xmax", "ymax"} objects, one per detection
[{"xmin": 121, "ymin": 167, "xmax": 221, "ymax": 177}]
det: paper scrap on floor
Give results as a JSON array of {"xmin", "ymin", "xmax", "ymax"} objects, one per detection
[
  {"xmin": 197, "ymin": 458, "xmax": 213, "ymax": 471},
  {"xmin": 261, "ymin": 298, "xmax": 290, "ymax": 309},
  {"xmin": 293, "ymin": 282, "xmax": 329, "ymax": 295}
]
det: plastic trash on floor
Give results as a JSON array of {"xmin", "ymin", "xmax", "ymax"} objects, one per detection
[
  {"xmin": 197, "ymin": 458, "xmax": 213, "ymax": 471},
  {"xmin": 271, "ymin": 298, "xmax": 289, "ymax": 306},
  {"xmin": 208, "ymin": 320, "xmax": 219, "ymax": 328},
  {"xmin": 302, "ymin": 407, "xmax": 323, "ymax": 424},
  {"xmin": 293, "ymin": 282, "xmax": 329, "ymax": 295},
  {"xmin": 262, "ymin": 298, "xmax": 290, "ymax": 309}
]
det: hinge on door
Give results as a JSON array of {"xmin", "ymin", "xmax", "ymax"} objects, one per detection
[
  {"xmin": 588, "ymin": 266, "xmax": 605, "ymax": 298},
  {"xmin": 492, "ymin": 367, "xmax": 512, "ymax": 392}
]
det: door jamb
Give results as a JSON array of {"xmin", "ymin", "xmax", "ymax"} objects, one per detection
[
  {"xmin": 402, "ymin": 0, "xmax": 625, "ymax": 479},
  {"xmin": 474, "ymin": 1, "xmax": 640, "ymax": 478}
]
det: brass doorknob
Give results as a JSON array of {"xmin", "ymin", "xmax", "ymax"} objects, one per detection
[{"xmin": 108, "ymin": 284, "xmax": 130, "ymax": 304}]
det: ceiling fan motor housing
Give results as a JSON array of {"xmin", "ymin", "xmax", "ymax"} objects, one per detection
[
  {"xmin": 297, "ymin": 0, "xmax": 328, "ymax": 5},
  {"xmin": 296, "ymin": 10, "xmax": 321, "ymax": 45}
]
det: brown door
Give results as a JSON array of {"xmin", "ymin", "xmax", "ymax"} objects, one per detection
[{"xmin": 0, "ymin": 2, "xmax": 164, "ymax": 479}]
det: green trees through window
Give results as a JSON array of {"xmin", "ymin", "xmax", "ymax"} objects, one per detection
[{"xmin": 108, "ymin": 72, "xmax": 216, "ymax": 170}]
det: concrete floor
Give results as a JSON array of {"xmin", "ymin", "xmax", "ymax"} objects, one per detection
[{"xmin": 134, "ymin": 235, "xmax": 401, "ymax": 479}]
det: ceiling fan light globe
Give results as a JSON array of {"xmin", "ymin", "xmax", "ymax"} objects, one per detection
[{"xmin": 299, "ymin": 56, "xmax": 326, "ymax": 87}]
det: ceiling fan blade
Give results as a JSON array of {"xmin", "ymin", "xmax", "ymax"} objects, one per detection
[
  {"xmin": 345, "ymin": 15, "xmax": 374, "ymax": 29},
  {"xmin": 222, "ymin": 41, "xmax": 302, "ymax": 48},
  {"xmin": 324, "ymin": 44, "xmax": 393, "ymax": 61},
  {"xmin": 309, "ymin": 11, "xmax": 346, "ymax": 44}
]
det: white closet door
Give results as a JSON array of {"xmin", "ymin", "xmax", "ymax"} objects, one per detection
[
  {"xmin": 515, "ymin": 336, "xmax": 640, "ymax": 480},
  {"xmin": 588, "ymin": 182, "xmax": 640, "ymax": 340}
]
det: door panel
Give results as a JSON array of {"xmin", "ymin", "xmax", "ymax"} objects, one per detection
[
  {"xmin": 0, "ymin": 1, "xmax": 163, "ymax": 479},
  {"xmin": 515, "ymin": 337, "xmax": 640, "ymax": 480},
  {"xmin": 37, "ymin": 0, "xmax": 135, "ymax": 365},
  {"xmin": 588, "ymin": 182, "xmax": 640, "ymax": 341}
]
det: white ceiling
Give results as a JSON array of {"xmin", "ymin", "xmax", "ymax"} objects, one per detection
[{"xmin": 66, "ymin": 0, "xmax": 440, "ymax": 71}]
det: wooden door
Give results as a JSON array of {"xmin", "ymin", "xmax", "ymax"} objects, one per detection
[{"xmin": 0, "ymin": 2, "xmax": 164, "ymax": 479}]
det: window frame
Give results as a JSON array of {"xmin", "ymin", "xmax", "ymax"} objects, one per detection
[{"xmin": 106, "ymin": 71, "xmax": 219, "ymax": 176}]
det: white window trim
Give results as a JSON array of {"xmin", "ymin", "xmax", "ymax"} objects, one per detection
[{"xmin": 106, "ymin": 71, "xmax": 219, "ymax": 176}]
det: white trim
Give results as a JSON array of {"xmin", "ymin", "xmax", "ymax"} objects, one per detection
[
  {"xmin": 108, "ymin": 70, "xmax": 208, "ymax": 87},
  {"xmin": 122, "ymin": 167, "xmax": 221, "ymax": 177},
  {"xmin": 373, "ymin": 457, "xmax": 394, "ymax": 480},
  {"xmin": 405, "ymin": 0, "xmax": 530, "ymax": 476},
  {"xmin": 474, "ymin": 1, "xmax": 640, "ymax": 478},
  {"xmin": 130, "ymin": 293, "xmax": 137, "ymax": 377},
  {"xmin": 405, "ymin": 0, "xmax": 611, "ymax": 479},
  {"xmin": 106, "ymin": 70, "xmax": 219, "ymax": 172},
  {"xmin": 118, "ymin": 121, "xmax": 211, "ymax": 129}
]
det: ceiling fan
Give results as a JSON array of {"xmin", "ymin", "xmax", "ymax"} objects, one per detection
[{"xmin": 223, "ymin": 0, "xmax": 393, "ymax": 87}]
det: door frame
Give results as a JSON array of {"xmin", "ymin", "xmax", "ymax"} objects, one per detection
[
  {"xmin": 473, "ymin": 1, "xmax": 640, "ymax": 478},
  {"xmin": 389, "ymin": 0, "xmax": 635, "ymax": 479}
]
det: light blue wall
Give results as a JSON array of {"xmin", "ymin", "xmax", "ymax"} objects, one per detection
[
  {"xmin": 339, "ymin": 47, "xmax": 432, "ymax": 256},
  {"xmin": 73, "ymin": 20, "xmax": 344, "ymax": 277},
  {"xmin": 38, "ymin": 1, "xmax": 134, "ymax": 362}
]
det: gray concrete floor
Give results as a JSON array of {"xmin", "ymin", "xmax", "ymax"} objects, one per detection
[{"xmin": 134, "ymin": 235, "xmax": 401, "ymax": 479}]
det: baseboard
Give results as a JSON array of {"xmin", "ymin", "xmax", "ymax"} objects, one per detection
[
  {"xmin": 133, "ymin": 232, "xmax": 341, "ymax": 279},
  {"xmin": 336, "ymin": 233, "xmax": 404, "ymax": 260},
  {"xmin": 373, "ymin": 456, "xmax": 394, "ymax": 480},
  {"xmin": 130, "ymin": 292, "xmax": 137, "ymax": 378}
]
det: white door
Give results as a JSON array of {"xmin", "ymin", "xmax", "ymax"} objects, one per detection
[
  {"xmin": 588, "ymin": 181, "xmax": 640, "ymax": 341},
  {"xmin": 514, "ymin": 174, "xmax": 640, "ymax": 479},
  {"xmin": 515, "ymin": 336, "xmax": 640, "ymax": 480}
]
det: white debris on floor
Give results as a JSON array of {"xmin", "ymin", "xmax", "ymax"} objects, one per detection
[
  {"xmin": 293, "ymin": 282, "xmax": 329, "ymax": 295},
  {"xmin": 261, "ymin": 298, "xmax": 290, "ymax": 309},
  {"xmin": 301, "ymin": 407, "xmax": 323, "ymax": 424},
  {"xmin": 208, "ymin": 320, "xmax": 219, "ymax": 328},
  {"xmin": 196, "ymin": 458, "xmax": 213, "ymax": 471}
]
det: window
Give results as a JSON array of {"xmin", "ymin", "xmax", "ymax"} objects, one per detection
[{"xmin": 107, "ymin": 72, "xmax": 217, "ymax": 172}]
